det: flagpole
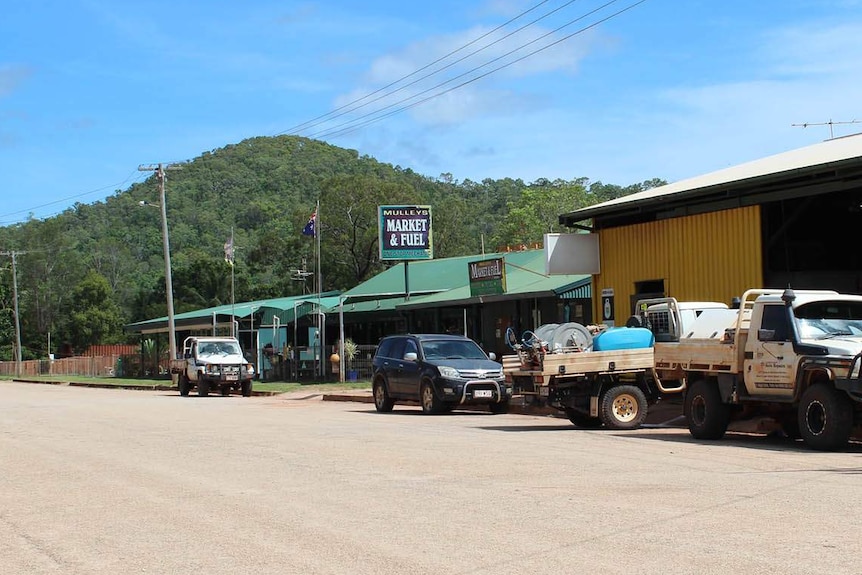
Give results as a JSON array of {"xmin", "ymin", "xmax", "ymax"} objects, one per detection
[
  {"xmin": 230, "ymin": 227, "xmax": 236, "ymax": 337},
  {"xmin": 316, "ymin": 199, "xmax": 323, "ymax": 379}
]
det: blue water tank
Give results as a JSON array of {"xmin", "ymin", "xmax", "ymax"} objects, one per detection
[{"xmin": 592, "ymin": 327, "xmax": 654, "ymax": 351}]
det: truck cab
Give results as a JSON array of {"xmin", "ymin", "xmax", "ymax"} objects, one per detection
[
  {"xmin": 642, "ymin": 288, "xmax": 862, "ymax": 450},
  {"xmin": 170, "ymin": 336, "xmax": 255, "ymax": 397}
]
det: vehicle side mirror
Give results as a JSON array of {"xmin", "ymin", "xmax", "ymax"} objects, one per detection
[
  {"xmin": 488, "ymin": 352, "xmax": 497, "ymax": 361},
  {"xmin": 404, "ymin": 352, "xmax": 418, "ymax": 362},
  {"xmin": 758, "ymin": 329, "xmax": 776, "ymax": 342}
]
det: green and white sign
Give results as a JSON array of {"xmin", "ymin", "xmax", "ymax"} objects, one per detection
[
  {"xmin": 468, "ymin": 257, "xmax": 507, "ymax": 296},
  {"xmin": 379, "ymin": 205, "xmax": 433, "ymax": 261}
]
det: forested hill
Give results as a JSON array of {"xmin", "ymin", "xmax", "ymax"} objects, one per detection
[{"xmin": 0, "ymin": 135, "xmax": 663, "ymax": 358}]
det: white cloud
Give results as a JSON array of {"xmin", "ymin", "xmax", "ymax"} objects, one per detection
[{"xmin": 332, "ymin": 21, "xmax": 599, "ymax": 131}]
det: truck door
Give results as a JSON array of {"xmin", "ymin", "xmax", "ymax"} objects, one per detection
[{"xmin": 743, "ymin": 303, "xmax": 797, "ymax": 397}]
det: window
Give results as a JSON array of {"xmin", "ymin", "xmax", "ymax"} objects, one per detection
[
  {"xmin": 403, "ymin": 339, "xmax": 418, "ymax": 359},
  {"xmin": 760, "ymin": 305, "xmax": 789, "ymax": 341}
]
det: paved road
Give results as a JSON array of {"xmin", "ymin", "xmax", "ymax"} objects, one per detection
[{"xmin": 2, "ymin": 382, "xmax": 861, "ymax": 575}]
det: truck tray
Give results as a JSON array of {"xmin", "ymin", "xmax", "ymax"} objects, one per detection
[{"xmin": 503, "ymin": 347, "xmax": 655, "ymax": 377}]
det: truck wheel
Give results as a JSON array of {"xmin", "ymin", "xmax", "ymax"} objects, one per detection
[
  {"xmin": 601, "ymin": 385, "xmax": 648, "ymax": 430},
  {"xmin": 178, "ymin": 376, "xmax": 190, "ymax": 397},
  {"xmin": 798, "ymin": 384, "xmax": 853, "ymax": 451},
  {"xmin": 197, "ymin": 381, "xmax": 210, "ymax": 397},
  {"xmin": 489, "ymin": 400, "xmax": 509, "ymax": 415},
  {"xmin": 684, "ymin": 379, "xmax": 729, "ymax": 439},
  {"xmin": 373, "ymin": 379, "xmax": 394, "ymax": 412},
  {"xmin": 565, "ymin": 409, "xmax": 602, "ymax": 428},
  {"xmin": 241, "ymin": 380, "xmax": 253, "ymax": 397},
  {"xmin": 420, "ymin": 381, "xmax": 442, "ymax": 414}
]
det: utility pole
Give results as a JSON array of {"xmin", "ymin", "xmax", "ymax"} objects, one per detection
[
  {"xmin": 138, "ymin": 162, "xmax": 182, "ymax": 360},
  {"xmin": 0, "ymin": 250, "xmax": 26, "ymax": 376}
]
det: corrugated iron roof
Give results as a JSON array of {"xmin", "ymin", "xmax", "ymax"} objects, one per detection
[{"xmin": 561, "ymin": 132, "xmax": 862, "ymax": 224}]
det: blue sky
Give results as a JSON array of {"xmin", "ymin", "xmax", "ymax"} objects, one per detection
[{"xmin": 2, "ymin": 0, "xmax": 861, "ymax": 225}]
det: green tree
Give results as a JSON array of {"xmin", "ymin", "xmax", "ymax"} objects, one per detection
[
  {"xmin": 318, "ymin": 174, "xmax": 421, "ymax": 289},
  {"xmin": 495, "ymin": 179, "xmax": 590, "ymax": 247},
  {"xmin": 61, "ymin": 271, "xmax": 124, "ymax": 352}
]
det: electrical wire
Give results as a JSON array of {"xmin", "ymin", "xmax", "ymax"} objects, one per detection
[
  {"xmin": 0, "ymin": 169, "xmax": 147, "ymax": 225},
  {"xmin": 283, "ymin": 0, "xmax": 583, "ymax": 137},
  {"xmin": 276, "ymin": 0, "xmax": 555, "ymax": 136},
  {"xmin": 312, "ymin": 0, "xmax": 645, "ymax": 141}
]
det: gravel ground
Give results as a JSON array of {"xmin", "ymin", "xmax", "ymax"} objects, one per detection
[{"xmin": 1, "ymin": 381, "xmax": 861, "ymax": 575}]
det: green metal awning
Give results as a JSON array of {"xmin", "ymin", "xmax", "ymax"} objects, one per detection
[
  {"xmin": 125, "ymin": 292, "xmax": 341, "ymax": 334},
  {"xmin": 393, "ymin": 251, "xmax": 591, "ymax": 310}
]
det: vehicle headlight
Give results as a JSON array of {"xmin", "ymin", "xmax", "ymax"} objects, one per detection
[
  {"xmin": 438, "ymin": 366, "xmax": 460, "ymax": 379},
  {"xmin": 206, "ymin": 364, "xmax": 219, "ymax": 374}
]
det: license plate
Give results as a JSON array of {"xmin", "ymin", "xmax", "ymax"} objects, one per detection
[
  {"xmin": 540, "ymin": 387, "xmax": 550, "ymax": 397},
  {"xmin": 226, "ymin": 375, "xmax": 238, "ymax": 381},
  {"xmin": 474, "ymin": 389, "xmax": 493, "ymax": 398}
]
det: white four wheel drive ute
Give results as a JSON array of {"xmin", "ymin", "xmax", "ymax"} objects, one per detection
[
  {"xmin": 170, "ymin": 336, "xmax": 255, "ymax": 397},
  {"xmin": 643, "ymin": 288, "xmax": 862, "ymax": 450}
]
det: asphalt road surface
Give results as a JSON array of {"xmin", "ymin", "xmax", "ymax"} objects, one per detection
[{"xmin": 2, "ymin": 382, "xmax": 861, "ymax": 575}]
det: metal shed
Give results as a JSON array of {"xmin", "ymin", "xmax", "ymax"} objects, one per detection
[{"xmin": 559, "ymin": 133, "xmax": 862, "ymax": 324}]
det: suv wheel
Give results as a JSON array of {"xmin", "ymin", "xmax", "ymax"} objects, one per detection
[
  {"xmin": 373, "ymin": 379, "xmax": 395, "ymax": 412},
  {"xmin": 420, "ymin": 381, "xmax": 443, "ymax": 414}
]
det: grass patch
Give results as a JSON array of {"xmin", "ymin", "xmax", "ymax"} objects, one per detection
[{"xmin": 1, "ymin": 374, "xmax": 371, "ymax": 394}]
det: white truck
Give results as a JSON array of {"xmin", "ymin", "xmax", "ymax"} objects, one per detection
[
  {"xmin": 169, "ymin": 336, "xmax": 255, "ymax": 397},
  {"xmin": 640, "ymin": 288, "xmax": 862, "ymax": 450},
  {"xmin": 502, "ymin": 323, "xmax": 681, "ymax": 429}
]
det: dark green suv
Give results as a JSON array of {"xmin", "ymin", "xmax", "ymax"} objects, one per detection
[{"xmin": 371, "ymin": 334, "xmax": 512, "ymax": 414}]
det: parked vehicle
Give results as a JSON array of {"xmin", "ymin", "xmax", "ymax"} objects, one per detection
[
  {"xmin": 503, "ymin": 323, "xmax": 678, "ymax": 429},
  {"xmin": 371, "ymin": 334, "xmax": 512, "ymax": 414},
  {"xmin": 640, "ymin": 288, "xmax": 862, "ymax": 450},
  {"xmin": 169, "ymin": 336, "xmax": 255, "ymax": 397}
]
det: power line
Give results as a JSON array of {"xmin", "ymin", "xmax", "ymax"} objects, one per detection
[
  {"xmin": 0, "ymin": 169, "xmax": 147, "ymax": 225},
  {"xmin": 277, "ymin": 0, "xmax": 555, "ymax": 136},
  {"xmin": 282, "ymin": 0, "xmax": 582, "ymax": 137},
  {"xmin": 312, "ymin": 0, "xmax": 645, "ymax": 141}
]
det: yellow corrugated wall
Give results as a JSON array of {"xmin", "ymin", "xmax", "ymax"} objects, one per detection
[{"xmin": 595, "ymin": 205, "xmax": 763, "ymax": 322}]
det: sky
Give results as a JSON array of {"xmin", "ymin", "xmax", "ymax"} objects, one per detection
[{"xmin": 1, "ymin": 0, "xmax": 861, "ymax": 225}]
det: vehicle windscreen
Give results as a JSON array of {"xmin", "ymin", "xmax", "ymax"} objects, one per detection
[
  {"xmin": 421, "ymin": 340, "xmax": 487, "ymax": 360},
  {"xmin": 199, "ymin": 341, "xmax": 242, "ymax": 355},
  {"xmin": 794, "ymin": 301, "xmax": 862, "ymax": 338}
]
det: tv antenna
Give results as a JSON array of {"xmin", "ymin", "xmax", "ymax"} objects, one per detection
[
  {"xmin": 290, "ymin": 258, "xmax": 313, "ymax": 293},
  {"xmin": 791, "ymin": 118, "xmax": 860, "ymax": 139}
]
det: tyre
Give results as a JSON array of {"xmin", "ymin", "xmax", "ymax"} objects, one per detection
[
  {"xmin": 684, "ymin": 379, "xmax": 729, "ymax": 439},
  {"xmin": 565, "ymin": 408, "xmax": 602, "ymax": 428},
  {"xmin": 601, "ymin": 385, "xmax": 648, "ymax": 430},
  {"xmin": 420, "ymin": 381, "xmax": 443, "ymax": 414},
  {"xmin": 178, "ymin": 376, "xmax": 190, "ymax": 397},
  {"xmin": 489, "ymin": 400, "xmax": 509, "ymax": 415},
  {"xmin": 241, "ymin": 380, "xmax": 252, "ymax": 397},
  {"xmin": 798, "ymin": 383, "xmax": 853, "ymax": 451},
  {"xmin": 197, "ymin": 380, "xmax": 210, "ymax": 397},
  {"xmin": 373, "ymin": 379, "xmax": 394, "ymax": 412}
]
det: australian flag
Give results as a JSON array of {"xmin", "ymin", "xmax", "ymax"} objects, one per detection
[{"xmin": 302, "ymin": 208, "xmax": 317, "ymax": 237}]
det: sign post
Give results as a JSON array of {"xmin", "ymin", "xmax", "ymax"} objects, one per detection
[
  {"xmin": 378, "ymin": 205, "xmax": 433, "ymax": 303},
  {"xmin": 468, "ymin": 257, "xmax": 507, "ymax": 297}
]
